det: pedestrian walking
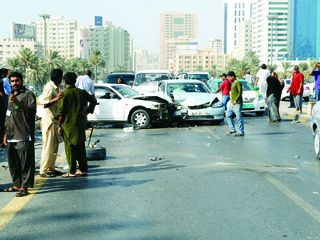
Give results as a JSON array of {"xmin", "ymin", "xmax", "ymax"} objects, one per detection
[
  {"xmin": 58, "ymin": 72, "xmax": 97, "ymax": 177},
  {"xmin": 75, "ymin": 70, "xmax": 95, "ymax": 95},
  {"xmin": 0, "ymin": 71, "xmax": 6, "ymax": 146},
  {"xmin": 255, "ymin": 64, "xmax": 270, "ymax": 98},
  {"xmin": 3, "ymin": 72, "xmax": 36, "ymax": 197},
  {"xmin": 310, "ymin": 63, "xmax": 320, "ymax": 101},
  {"xmin": 215, "ymin": 73, "xmax": 231, "ymax": 110},
  {"xmin": 288, "ymin": 65, "xmax": 304, "ymax": 113},
  {"xmin": 226, "ymin": 71, "xmax": 245, "ymax": 137},
  {"xmin": 39, "ymin": 69, "xmax": 64, "ymax": 178},
  {"xmin": 266, "ymin": 72, "xmax": 284, "ymax": 122},
  {"xmin": 0, "ymin": 68, "xmax": 11, "ymax": 109}
]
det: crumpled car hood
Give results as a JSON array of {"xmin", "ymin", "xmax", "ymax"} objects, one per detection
[{"xmin": 173, "ymin": 92, "xmax": 218, "ymax": 106}]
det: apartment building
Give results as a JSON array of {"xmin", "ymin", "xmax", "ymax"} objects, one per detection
[{"xmin": 160, "ymin": 12, "xmax": 197, "ymax": 69}]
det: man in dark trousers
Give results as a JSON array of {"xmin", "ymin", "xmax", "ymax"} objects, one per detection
[
  {"xmin": 3, "ymin": 72, "xmax": 36, "ymax": 197},
  {"xmin": 58, "ymin": 72, "xmax": 96, "ymax": 177}
]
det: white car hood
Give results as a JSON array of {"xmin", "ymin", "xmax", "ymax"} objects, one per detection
[
  {"xmin": 173, "ymin": 92, "xmax": 218, "ymax": 106},
  {"xmin": 242, "ymin": 90, "xmax": 258, "ymax": 100}
]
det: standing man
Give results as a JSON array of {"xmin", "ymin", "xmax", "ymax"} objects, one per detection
[
  {"xmin": 255, "ymin": 64, "xmax": 270, "ymax": 98},
  {"xmin": 288, "ymin": 65, "xmax": 304, "ymax": 113},
  {"xmin": 244, "ymin": 71, "xmax": 254, "ymax": 86},
  {"xmin": 75, "ymin": 70, "xmax": 94, "ymax": 95},
  {"xmin": 3, "ymin": 72, "xmax": 36, "ymax": 197},
  {"xmin": 226, "ymin": 71, "xmax": 244, "ymax": 137},
  {"xmin": 215, "ymin": 73, "xmax": 231, "ymax": 110},
  {"xmin": 58, "ymin": 72, "xmax": 96, "ymax": 177},
  {"xmin": 310, "ymin": 63, "xmax": 320, "ymax": 101},
  {"xmin": 39, "ymin": 69, "xmax": 64, "ymax": 178}
]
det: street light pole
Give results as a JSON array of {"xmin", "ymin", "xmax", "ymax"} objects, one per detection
[
  {"xmin": 267, "ymin": 15, "xmax": 278, "ymax": 66},
  {"xmin": 39, "ymin": 14, "xmax": 50, "ymax": 59}
]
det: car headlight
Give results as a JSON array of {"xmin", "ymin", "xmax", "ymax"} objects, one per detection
[
  {"xmin": 211, "ymin": 101, "xmax": 223, "ymax": 108},
  {"xmin": 258, "ymin": 95, "xmax": 264, "ymax": 101}
]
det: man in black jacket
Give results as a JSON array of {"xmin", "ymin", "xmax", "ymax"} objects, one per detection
[{"xmin": 3, "ymin": 72, "xmax": 36, "ymax": 197}]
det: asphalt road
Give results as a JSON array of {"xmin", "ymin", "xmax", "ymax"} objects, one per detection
[{"xmin": 0, "ymin": 115, "xmax": 320, "ymax": 240}]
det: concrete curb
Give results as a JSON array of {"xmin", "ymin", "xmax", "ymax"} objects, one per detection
[{"xmin": 280, "ymin": 111, "xmax": 311, "ymax": 123}]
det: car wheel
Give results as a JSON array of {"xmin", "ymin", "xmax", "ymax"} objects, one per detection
[
  {"xmin": 131, "ymin": 109, "xmax": 151, "ymax": 129},
  {"xmin": 256, "ymin": 111, "xmax": 264, "ymax": 116},
  {"xmin": 86, "ymin": 146, "xmax": 106, "ymax": 161},
  {"xmin": 304, "ymin": 97, "xmax": 309, "ymax": 102},
  {"xmin": 314, "ymin": 129, "xmax": 320, "ymax": 159}
]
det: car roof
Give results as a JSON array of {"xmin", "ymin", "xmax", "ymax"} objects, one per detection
[
  {"xmin": 160, "ymin": 79, "xmax": 204, "ymax": 84},
  {"xmin": 179, "ymin": 71, "xmax": 210, "ymax": 74},
  {"xmin": 108, "ymin": 72, "xmax": 135, "ymax": 76},
  {"xmin": 136, "ymin": 69, "xmax": 170, "ymax": 74}
]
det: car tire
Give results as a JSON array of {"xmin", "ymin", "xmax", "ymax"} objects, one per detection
[
  {"xmin": 314, "ymin": 129, "xmax": 320, "ymax": 159},
  {"xmin": 304, "ymin": 97, "xmax": 309, "ymax": 102},
  {"xmin": 86, "ymin": 146, "xmax": 106, "ymax": 161},
  {"xmin": 131, "ymin": 109, "xmax": 151, "ymax": 129},
  {"xmin": 256, "ymin": 111, "xmax": 264, "ymax": 116}
]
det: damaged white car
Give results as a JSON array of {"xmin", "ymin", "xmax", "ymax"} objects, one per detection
[
  {"xmin": 88, "ymin": 84, "xmax": 171, "ymax": 129},
  {"xmin": 157, "ymin": 80, "xmax": 225, "ymax": 124}
]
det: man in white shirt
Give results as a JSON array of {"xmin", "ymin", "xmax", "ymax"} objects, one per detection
[
  {"xmin": 255, "ymin": 64, "xmax": 270, "ymax": 98},
  {"xmin": 75, "ymin": 70, "xmax": 94, "ymax": 95}
]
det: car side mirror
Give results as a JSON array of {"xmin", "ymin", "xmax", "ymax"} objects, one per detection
[{"xmin": 253, "ymin": 86, "xmax": 259, "ymax": 91}]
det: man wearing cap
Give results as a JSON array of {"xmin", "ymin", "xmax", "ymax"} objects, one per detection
[{"xmin": 226, "ymin": 71, "xmax": 244, "ymax": 137}]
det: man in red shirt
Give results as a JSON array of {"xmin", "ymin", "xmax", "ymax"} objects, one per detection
[
  {"xmin": 216, "ymin": 73, "xmax": 231, "ymax": 110},
  {"xmin": 288, "ymin": 65, "xmax": 304, "ymax": 113}
]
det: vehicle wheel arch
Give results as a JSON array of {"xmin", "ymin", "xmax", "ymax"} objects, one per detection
[{"xmin": 128, "ymin": 106, "xmax": 150, "ymax": 123}]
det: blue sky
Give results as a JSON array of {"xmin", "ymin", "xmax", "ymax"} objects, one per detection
[{"xmin": 1, "ymin": 0, "xmax": 223, "ymax": 53}]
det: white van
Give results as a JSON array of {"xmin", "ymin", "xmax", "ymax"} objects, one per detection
[{"xmin": 133, "ymin": 70, "xmax": 171, "ymax": 94}]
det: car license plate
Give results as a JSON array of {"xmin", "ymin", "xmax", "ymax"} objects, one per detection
[{"xmin": 243, "ymin": 103, "xmax": 254, "ymax": 109}]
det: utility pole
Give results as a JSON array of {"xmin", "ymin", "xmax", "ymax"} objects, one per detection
[
  {"xmin": 267, "ymin": 15, "xmax": 278, "ymax": 66},
  {"xmin": 39, "ymin": 14, "xmax": 50, "ymax": 58}
]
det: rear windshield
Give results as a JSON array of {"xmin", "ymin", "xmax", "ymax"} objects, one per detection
[
  {"xmin": 134, "ymin": 73, "xmax": 170, "ymax": 86},
  {"xmin": 106, "ymin": 74, "xmax": 135, "ymax": 84},
  {"xmin": 188, "ymin": 74, "xmax": 210, "ymax": 81}
]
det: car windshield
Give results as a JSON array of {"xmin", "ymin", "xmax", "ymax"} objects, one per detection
[
  {"xmin": 240, "ymin": 81, "xmax": 253, "ymax": 91},
  {"xmin": 106, "ymin": 74, "xmax": 134, "ymax": 84},
  {"xmin": 188, "ymin": 74, "xmax": 210, "ymax": 81},
  {"xmin": 112, "ymin": 84, "xmax": 140, "ymax": 98},
  {"xmin": 167, "ymin": 82, "xmax": 209, "ymax": 95},
  {"xmin": 135, "ymin": 73, "xmax": 170, "ymax": 85}
]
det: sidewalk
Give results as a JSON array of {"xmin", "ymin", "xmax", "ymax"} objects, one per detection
[{"xmin": 279, "ymin": 100, "xmax": 314, "ymax": 123}]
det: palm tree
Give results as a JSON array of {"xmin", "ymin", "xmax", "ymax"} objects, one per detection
[
  {"xmin": 64, "ymin": 58, "xmax": 81, "ymax": 73},
  {"xmin": 267, "ymin": 64, "xmax": 277, "ymax": 73},
  {"xmin": 89, "ymin": 50, "xmax": 105, "ymax": 81},
  {"xmin": 236, "ymin": 60, "xmax": 249, "ymax": 79},
  {"xmin": 18, "ymin": 48, "xmax": 37, "ymax": 75},
  {"xmin": 46, "ymin": 51, "xmax": 63, "ymax": 72},
  {"xmin": 281, "ymin": 62, "xmax": 292, "ymax": 79},
  {"xmin": 6, "ymin": 58, "xmax": 21, "ymax": 72}
]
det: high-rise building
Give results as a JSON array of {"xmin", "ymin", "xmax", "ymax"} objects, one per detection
[
  {"xmin": 222, "ymin": 0, "xmax": 252, "ymax": 54},
  {"xmin": 160, "ymin": 12, "xmax": 197, "ymax": 69},
  {"xmin": 252, "ymin": 0, "xmax": 289, "ymax": 64},
  {"xmin": 76, "ymin": 20, "xmax": 133, "ymax": 73},
  {"xmin": 236, "ymin": 19, "xmax": 252, "ymax": 59},
  {"xmin": 289, "ymin": 0, "xmax": 320, "ymax": 59},
  {"xmin": 32, "ymin": 16, "xmax": 77, "ymax": 58}
]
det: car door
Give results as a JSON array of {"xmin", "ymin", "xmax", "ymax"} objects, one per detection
[{"xmin": 94, "ymin": 86, "xmax": 126, "ymax": 121}]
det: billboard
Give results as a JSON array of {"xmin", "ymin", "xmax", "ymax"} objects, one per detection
[
  {"xmin": 12, "ymin": 23, "xmax": 36, "ymax": 40},
  {"xmin": 95, "ymin": 16, "xmax": 103, "ymax": 26}
]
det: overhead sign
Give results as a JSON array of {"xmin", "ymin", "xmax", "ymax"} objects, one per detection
[
  {"xmin": 95, "ymin": 16, "xmax": 103, "ymax": 26},
  {"xmin": 13, "ymin": 23, "xmax": 36, "ymax": 39}
]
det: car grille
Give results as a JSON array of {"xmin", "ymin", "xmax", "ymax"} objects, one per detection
[
  {"xmin": 243, "ymin": 98, "xmax": 255, "ymax": 103},
  {"xmin": 188, "ymin": 102, "xmax": 211, "ymax": 110}
]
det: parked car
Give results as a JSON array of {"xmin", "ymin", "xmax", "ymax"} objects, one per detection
[
  {"xmin": 105, "ymin": 72, "xmax": 135, "ymax": 86},
  {"xmin": 311, "ymin": 101, "xmax": 320, "ymax": 159},
  {"xmin": 133, "ymin": 70, "xmax": 171, "ymax": 94},
  {"xmin": 87, "ymin": 83, "xmax": 171, "ymax": 129},
  {"xmin": 281, "ymin": 79, "xmax": 310, "ymax": 101},
  {"xmin": 208, "ymin": 79, "xmax": 266, "ymax": 116},
  {"xmin": 176, "ymin": 71, "xmax": 211, "ymax": 83},
  {"xmin": 157, "ymin": 79, "xmax": 224, "ymax": 123}
]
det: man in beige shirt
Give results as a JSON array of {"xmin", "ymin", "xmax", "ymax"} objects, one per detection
[{"xmin": 39, "ymin": 69, "xmax": 64, "ymax": 177}]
